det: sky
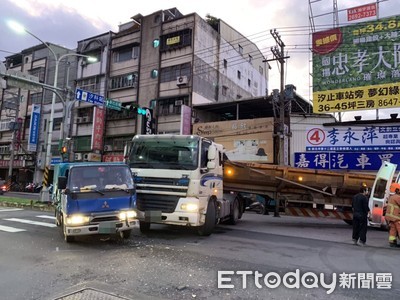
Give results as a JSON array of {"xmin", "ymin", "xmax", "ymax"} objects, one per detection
[{"xmin": 1, "ymin": 0, "xmax": 400, "ymax": 121}]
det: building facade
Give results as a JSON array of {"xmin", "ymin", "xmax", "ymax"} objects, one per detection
[{"xmin": 0, "ymin": 7, "xmax": 269, "ymax": 186}]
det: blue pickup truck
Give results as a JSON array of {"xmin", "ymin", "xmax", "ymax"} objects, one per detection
[{"xmin": 53, "ymin": 162, "xmax": 137, "ymax": 242}]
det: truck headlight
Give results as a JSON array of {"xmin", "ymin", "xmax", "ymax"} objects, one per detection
[
  {"xmin": 181, "ymin": 203, "xmax": 199, "ymax": 212},
  {"xmin": 119, "ymin": 210, "xmax": 137, "ymax": 220},
  {"xmin": 66, "ymin": 215, "xmax": 90, "ymax": 226}
]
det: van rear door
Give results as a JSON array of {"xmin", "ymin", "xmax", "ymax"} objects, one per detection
[{"xmin": 369, "ymin": 161, "xmax": 397, "ymax": 227}]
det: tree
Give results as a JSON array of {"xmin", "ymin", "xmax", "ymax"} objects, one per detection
[{"xmin": 205, "ymin": 14, "xmax": 219, "ymax": 31}]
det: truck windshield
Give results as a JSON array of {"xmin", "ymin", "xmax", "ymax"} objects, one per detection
[
  {"xmin": 128, "ymin": 137, "xmax": 199, "ymax": 170},
  {"xmin": 68, "ymin": 165, "xmax": 134, "ymax": 192}
]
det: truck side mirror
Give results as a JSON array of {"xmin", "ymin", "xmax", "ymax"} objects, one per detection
[
  {"xmin": 58, "ymin": 176, "xmax": 67, "ymax": 189},
  {"xmin": 207, "ymin": 145, "xmax": 217, "ymax": 160}
]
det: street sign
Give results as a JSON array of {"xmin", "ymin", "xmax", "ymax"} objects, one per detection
[
  {"xmin": 105, "ymin": 98, "xmax": 122, "ymax": 111},
  {"xmin": 0, "ymin": 62, "xmax": 42, "ymax": 92},
  {"xmin": 3, "ymin": 100, "xmax": 18, "ymax": 110},
  {"xmin": 75, "ymin": 88, "xmax": 104, "ymax": 106}
]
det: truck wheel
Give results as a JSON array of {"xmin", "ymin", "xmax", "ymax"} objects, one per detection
[
  {"xmin": 120, "ymin": 229, "xmax": 132, "ymax": 239},
  {"xmin": 229, "ymin": 199, "xmax": 240, "ymax": 225},
  {"xmin": 257, "ymin": 204, "xmax": 266, "ymax": 215},
  {"xmin": 139, "ymin": 221, "xmax": 151, "ymax": 233},
  {"xmin": 198, "ymin": 200, "xmax": 216, "ymax": 236}
]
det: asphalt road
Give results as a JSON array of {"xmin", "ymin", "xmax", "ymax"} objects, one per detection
[{"xmin": 0, "ymin": 207, "xmax": 399, "ymax": 300}]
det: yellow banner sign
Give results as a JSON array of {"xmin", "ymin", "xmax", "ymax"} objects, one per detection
[
  {"xmin": 166, "ymin": 36, "xmax": 180, "ymax": 45},
  {"xmin": 313, "ymin": 82, "xmax": 400, "ymax": 113}
]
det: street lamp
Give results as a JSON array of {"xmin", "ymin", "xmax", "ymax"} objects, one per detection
[{"xmin": 8, "ymin": 20, "xmax": 96, "ymax": 194}]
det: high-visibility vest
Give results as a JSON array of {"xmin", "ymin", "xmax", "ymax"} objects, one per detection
[{"xmin": 385, "ymin": 194, "xmax": 400, "ymax": 222}]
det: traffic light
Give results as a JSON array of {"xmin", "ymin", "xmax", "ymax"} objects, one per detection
[
  {"xmin": 125, "ymin": 104, "xmax": 147, "ymax": 115},
  {"xmin": 61, "ymin": 146, "xmax": 67, "ymax": 154},
  {"xmin": 137, "ymin": 107, "xmax": 146, "ymax": 115}
]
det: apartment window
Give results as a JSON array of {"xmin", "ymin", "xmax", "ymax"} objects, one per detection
[
  {"xmin": 79, "ymin": 77, "xmax": 100, "ymax": 94},
  {"xmin": 84, "ymin": 50, "xmax": 101, "ymax": 64},
  {"xmin": 77, "ymin": 107, "xmax": 94, "ymax": 122},
  {"xmin": 29, "ymin": 92, "xmax": 43, "ymax": 105},
  {"xmin": 74, "ymin": 136, "xmax": 92, "ymax": 152},
  {"xmin": 248, "ymin": 54, "xmax": 252, "ymax": 64},
  {"xmin": 259, "ymin": 66, "xmax": 264, "ymax": 75},
  {"xmin": 223, "ymin": 59, "xmax": 227, "ymax": 68},
  {"xmin": 160, "ymin": 28, "xmax": 192, "ymax": 51},
  {"xmin": 109, "ymin": 72, "xmax": 138, "ymax": 90},
  {"xmin": 158, "ymin": 98, "xmax": 187, "ymax": 116},
  {"xmin": 238, "ymin": 45, "xmax": 243, "ymax": 55},
  {"xmin": 160, "ymin": 63, "xmax": 191, "ymax": 83},
  {"xmin": 237, "ymin": 71, "xmax": 241, "ymax": 79},
  {"xmin": 53, "ymin": 118, "xmax": 62, "ymax": 131},
  {"xmin": 248, "ymin": 79, "xmax": 251, "ymax": 87},
  {"xmin": 222, "ymin": 86, "xmax": 228, "ymax": 96},
  {"xmin": 154, "ymin": 14, "xmax": 161, "ymax": 24},
  {"xmin": 29, "ymin": 67, "xmax": 45, "ymax": 83},
  {"xmin": 113, "ymin": 45, "xmax": 140, "ymax": 62}
]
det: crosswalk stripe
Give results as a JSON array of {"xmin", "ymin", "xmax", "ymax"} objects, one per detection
[
  {"xmin": 0, "ymin": 224, "xmax": 26, "ymax": 232},
  {"xmin": 4, "ymin": 218, "xmax": 57, "ymax": 228},
  {"xmin": 36, "ymin": 215, "xmax": 56, "ymax": 220},
  {"xmin": 0, "ymin": 208, "xmax": 23, "ymax": 212}
]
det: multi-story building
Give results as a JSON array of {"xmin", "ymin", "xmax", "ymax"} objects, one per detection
[
  {"xmin": 73, "ymin": 7, "xmax": 269, "ymax": 162},
  {"xmin": 0, "ymin": 7, "xmax": 269, "ymax": 185},
  {"xmin": 1, "ymin": 43, "xmax": 78, "ymax": 184}
]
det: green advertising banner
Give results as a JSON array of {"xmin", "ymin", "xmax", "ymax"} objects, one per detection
[{"xmin": 312, "ymin": 15, "xmax": 400, "ymax": 113}]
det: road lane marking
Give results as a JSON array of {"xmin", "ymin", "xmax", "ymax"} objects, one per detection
[
  {"xmin": 36, "ymin": 215, "xmax": 55, "ymax": 220},
  {"xmin": 0, "ymin": 208, "xmax": 23, "ymax": 212},
  {"xmin": 0, "ymin": 224, "xmax": 26, "ymax": 232},
  {"xmin": 4, "ymin": 218, "xmax": 57, "ymax": 228}
]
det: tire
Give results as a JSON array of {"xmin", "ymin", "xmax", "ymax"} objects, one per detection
[
  {"xmin": 120, "ymin": 229, "xmax": 132, "ymax": 239},
  {"xmin": 139, "ymin": 221, "xmax": 151, "ymax": 233},
  {"xmin": 229, "ymin": 199, "xmax": 240, "ymax": 225},
  {"xmin": 198, "ymin": 200, "xmax": 216, "ymax": 236},
  {"xmin": 256, "ymin": 204, "xmax": 266, "ymax": 215},
  {"xmin": 238, "ymin": 199, "xmax": 244, "ymax": 219}
]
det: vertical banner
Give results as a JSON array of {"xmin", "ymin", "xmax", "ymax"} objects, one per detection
[
  {"xmin": 28, "ymin": 104, "xmax": 41, "ymax": 152},
  {"xmin": 140, "ymin": 108, "xmax": 154, "ymax": 135},
  {"xmin": 180, "ymin": 104, "xmax": 192, "ymax": 135},
  {"xmin": 91, "ymin": 106, "xmax": 105, "ymax": 151}
]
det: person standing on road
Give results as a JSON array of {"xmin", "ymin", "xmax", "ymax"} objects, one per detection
[
  {"xmin": 352, "ymin": 186, "xmax": 371, "ymax": 246},
  {"xmin": 385, "ymin": 183, "xmax": 400, "ymax": 248}
]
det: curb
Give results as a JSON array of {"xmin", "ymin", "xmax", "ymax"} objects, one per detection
[{"xmin": 0, "ymin": 201, "xmax": 54, "ymax": 211}]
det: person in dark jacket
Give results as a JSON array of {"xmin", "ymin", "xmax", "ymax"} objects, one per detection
[{"xmin": 352, "ymin": 186, "xmax": 371, "ymax": 246}]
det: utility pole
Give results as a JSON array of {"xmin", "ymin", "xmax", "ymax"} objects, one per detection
[
  {"xmin": 8, "ymin": 89, "xmax": 22, "ymax": 185},
  {"xmin": 270, "ymin": 29, "xmax": 288, "ymax": 166}
]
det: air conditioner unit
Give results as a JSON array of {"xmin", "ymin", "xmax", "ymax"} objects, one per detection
[
  {"xmin": 176, "ymin": 76, "xmax": 188, "ymax": 86},
  {"xmin": 83, "ymin": 153, "xmax": 89, "ymax": 161},
  {"xmin": 175, "ymin": 100, "xmax": 183, "ymax": 106},
  {"xmin": 74, "ymin": 153, "xmax": 82, "ymax": 161},
  {"xmin": 104, "ymin": 145, "xmax": 112, "ymax": 152},
  {"xmin": 76, "ymin": 117, "xmax": 83, "ymax": 124},
  {"xmin": 23, "ymin": 155, "xmax": 27, "ymax": 160},
  {"xmin": 82, "ymin": 116, "xmax": 89, "ymax": 123}
]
